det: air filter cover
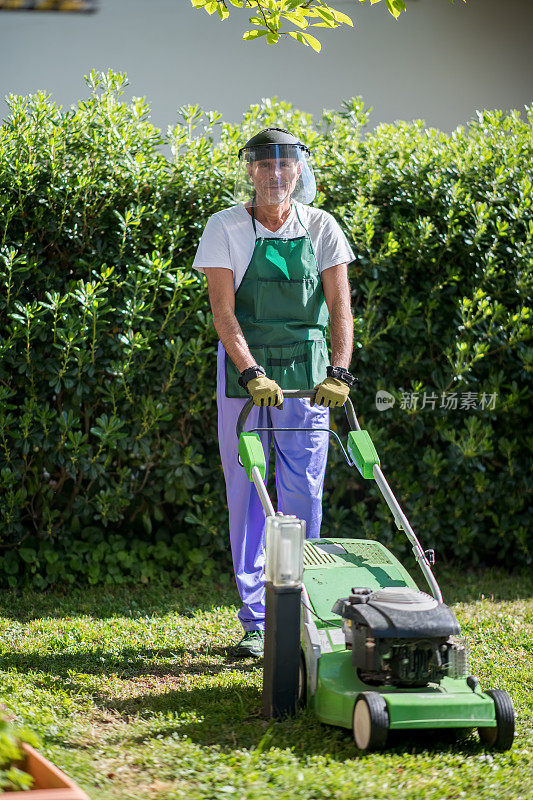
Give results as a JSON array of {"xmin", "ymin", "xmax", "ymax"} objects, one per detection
[{"xmin": 369, "ymin": 587, "xmax": 438, "ymax": 612}]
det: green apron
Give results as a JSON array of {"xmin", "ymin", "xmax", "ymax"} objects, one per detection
[{"xmin": 225, "ymin": 203, "xmax": 329, "ymax": 398}]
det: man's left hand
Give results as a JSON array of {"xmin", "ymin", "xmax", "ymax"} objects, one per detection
[{"xmin": 312, "ymin": 377, "xmax": 351, "ymax": 408}]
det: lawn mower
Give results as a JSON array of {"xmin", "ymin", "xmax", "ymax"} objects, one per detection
[{"xmin": 236, "ymin": 390, "xmax": 515, "ymax": 751}]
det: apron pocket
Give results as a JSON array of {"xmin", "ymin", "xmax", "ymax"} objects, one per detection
[
  {"xmin": 266, "ymin": 342, "xmax": 315, "ymax": 391},
  {"xmin": 225, "ymin": 340, "xmax": 329, "ymax": 397},
  {"xmin": 255, "ymin": 278, "xmax": 320, "ymax": 323}
]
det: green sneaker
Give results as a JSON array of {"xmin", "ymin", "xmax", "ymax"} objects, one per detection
[{"xmin": 233, "ymin": 630, "xmax": 264, "ymax": 659}]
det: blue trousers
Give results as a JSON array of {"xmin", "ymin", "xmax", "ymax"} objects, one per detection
[{"xmin": 216, "ymin": 341, "xmax": 330, "ymax": 631}]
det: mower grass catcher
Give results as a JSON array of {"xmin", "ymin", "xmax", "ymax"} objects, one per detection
[{"xmin": 236, "ymin": 391, "xmax": 515, "ymax": 751}]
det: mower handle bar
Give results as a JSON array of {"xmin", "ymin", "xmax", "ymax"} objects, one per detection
[
  {"xmin": 236, "ymin": 390, "xmax": 361, "ymax": 440},
  {"xmin": 236, "ymin": 391, "xmax": 443, "ymax": 602}
]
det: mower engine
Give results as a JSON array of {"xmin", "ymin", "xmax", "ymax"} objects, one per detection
[{"xmin": 332, "ymin": 587, "xmax": 468, "ymax": 687}]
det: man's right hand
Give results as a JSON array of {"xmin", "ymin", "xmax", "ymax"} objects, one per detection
[{"xmin": 247, "ymin": 376, "xmax": 284, "ymax": 407}]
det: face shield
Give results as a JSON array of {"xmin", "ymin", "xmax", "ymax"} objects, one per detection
[{"xmin": 235, "ymin": 141, "xmax": 316, "ymax": 209}]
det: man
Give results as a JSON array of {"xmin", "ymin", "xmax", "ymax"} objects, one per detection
[{"xmin": 193, "ymin": 127, "xmax": 355, "ymax": 658}]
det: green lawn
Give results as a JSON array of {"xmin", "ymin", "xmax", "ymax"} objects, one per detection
[{"xmin": 0, "ymin": 569, "xmax": 531, "ymax": 800}]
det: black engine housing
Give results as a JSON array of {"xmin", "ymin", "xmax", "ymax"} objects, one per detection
[{"xmin": 332, "ymin": 587, "xmax": 465, "ymax": 687}]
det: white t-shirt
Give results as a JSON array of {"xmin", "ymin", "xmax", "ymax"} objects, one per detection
[{"xmin": 192, "ymin": 201, "xmax": 355, "ymax": 290}]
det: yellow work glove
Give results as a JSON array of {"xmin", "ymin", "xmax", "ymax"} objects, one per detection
[
  {"xmin": 247, "ymin": 376, "xmax": 284, "ymax": 407},
  {"xmin": 312, "ymin": 377, "xmax": 350, "ymax": 408}
]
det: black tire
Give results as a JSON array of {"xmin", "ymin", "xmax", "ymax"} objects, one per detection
[
  {"xmin": 352, "ymin": 692, "xmax": 389, "ymax": 751},
  {"xmin": 298, "ymin": 650, "xmax": 307, "ymax": 708},
  {"xmin": 478, "ymin": 689, "xmax": 515, "ymax": 751}
]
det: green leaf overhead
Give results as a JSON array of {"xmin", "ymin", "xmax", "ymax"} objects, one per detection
[{"xmin": 189, "ymin": 0, "xmax": 461, "ymax": 50}]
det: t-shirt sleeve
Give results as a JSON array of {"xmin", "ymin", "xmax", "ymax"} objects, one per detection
[
  {"xmin": 316, "ymin": 212, "xmax": 356, "ymax": 272},
  {"xmin": 192, "ymin": 215, "xmax": 233, "ymax": 274}
]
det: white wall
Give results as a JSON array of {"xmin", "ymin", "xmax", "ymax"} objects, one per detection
[{"xmin": 0, "ymin": 0, "xmax": 532, "ymax": 132}]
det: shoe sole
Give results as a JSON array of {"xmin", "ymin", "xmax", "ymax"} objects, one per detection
[
  {"xmin": 232, "ymin": 650, "xmax": 264, "ymax": 659},
  {"xmin": 232, "ymin": 646, "xmax": 264, "ymax": 659}
]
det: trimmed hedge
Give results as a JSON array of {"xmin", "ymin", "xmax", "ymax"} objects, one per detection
[
  {"xmin": 318, "ymin": 104, "xmax": 532, "ymax": 564},
  {"xmin": 0, "ymin": 71, "xmax": 531, "ymax": 587}
]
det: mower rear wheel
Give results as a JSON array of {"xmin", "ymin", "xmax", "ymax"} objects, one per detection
[
  {"xmin": 478, "ymin": 689, "xmax": 515, "ymax": 751},
  {"xmin": 353, "ymin": 692, "xmax": 389, "ymax": 751}
]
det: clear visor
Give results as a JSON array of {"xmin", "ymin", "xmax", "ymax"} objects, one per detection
[{"xmin": 234, "ymin": 144, "xmax": 316, "ymax": 208}]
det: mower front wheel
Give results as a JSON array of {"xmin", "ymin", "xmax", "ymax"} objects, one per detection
[
  {"xmin": 352, "ymin": 692, "xmax": 389, "ymax": 751},
  {"xmin": 478, "ymin": 689, "xmax": 515, "ymax": 751}
]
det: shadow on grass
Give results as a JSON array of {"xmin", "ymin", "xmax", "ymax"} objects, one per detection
[
  {"xmin": 0, "ymin": 646, "xmax": 262, "ymax": 678},
  {"xmin": 8, "ymin": 652, "xmax": 488, "ymax": 762},
  {"xmin": 0, "ymin": 580, "xmax": 240, "ymax": 622},
  {"xmin": 0, "ymin": 643, "xmax": 507, "ymax": 760},
  {"xmin": 0, "ymin": 569, "xmax": 531, "ymax": 623},
  {"xmin": 2, "ymin": 650, "xmax": 504, "ymax": 762},
  {"xmin": 98, "ymin": 683, "xmax": 491, "ymax": 761}
]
